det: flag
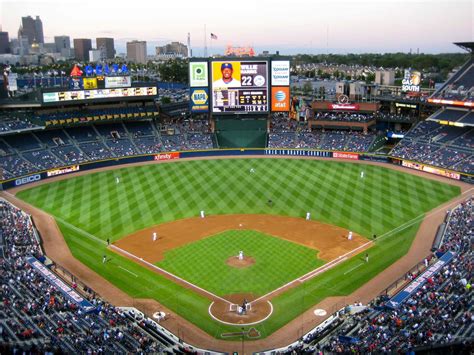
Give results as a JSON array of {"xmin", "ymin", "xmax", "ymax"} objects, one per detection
[{"xmin": 210, "ymin": 33, "xmax": 218, "ymax": 40}]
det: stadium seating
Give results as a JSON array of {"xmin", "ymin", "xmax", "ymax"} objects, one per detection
[
  {"xmin": 280, "ymin": 197, "xmax": 473, "ymax": 354},
  {"xmin": 0, "ymin": 199, "xmax": 181, "ymax": 354},
  {"xmin": 390, "ymin": 118, "xmax": 474, "ymax": 174}
]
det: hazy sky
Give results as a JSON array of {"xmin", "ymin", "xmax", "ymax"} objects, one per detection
[{"xmin": 1, "ymin": 0, "xmax": 472, "ymax": 55}]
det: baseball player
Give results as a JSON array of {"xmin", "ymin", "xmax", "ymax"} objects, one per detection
[
  {"xmin": 116, "ymin": 176, "xmax": 120, "ymax": 184},
  {"xmin": 200, "ymin": 210, "xmax": 205, "ymax": 218},
  {"xmin": 102, "ymin": 255, "xmax": 107, "ymax": 264},
  {"xmin": 365, "ymin": 253, "xmax": 369, "ymax": 263},
  {"xmin": 348, "ymin": 231, "xmax": 353, "ymax": 240},
  {"xmin": 153, "ymin": 232, "xmax": 157, "ymax": 241},
  {"xmin": 306, "ymin": 212, "xmax": 311, "ymax": 220},
  {"xmin": 360, "ymin": 171, "xmax": 364, "ymax": 178}
]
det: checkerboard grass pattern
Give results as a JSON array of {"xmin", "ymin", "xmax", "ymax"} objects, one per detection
[{"xmin": 17, "ymin": 158, "xmax": 460, "ymax": 338}]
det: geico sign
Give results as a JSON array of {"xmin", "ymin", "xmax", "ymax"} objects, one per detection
[{"xmin": 15, "ymin": 174, "xmax": 41, "ymax": 186}]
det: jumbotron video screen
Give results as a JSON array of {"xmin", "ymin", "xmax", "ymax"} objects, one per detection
[{"xmin": 211, "ymin": 60, "xmax": 268, "ymax": 113}]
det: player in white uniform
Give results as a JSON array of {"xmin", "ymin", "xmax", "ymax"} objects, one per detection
[
  {"xmin": 200, "ymin": 210, "xmax": 205, "ymax": 218},
  {"xmin": 360, "ymin": 171, "xmax": 364, "ymax": 178},
  {"xmin": 348, "ymin": 231, "xmax": 353, "ymax": 240},
  {"xmin": 116, "ymin": 176, "xmax": 120, "ymax": 184},
  {"xmin": 153, "ymin": 232, "xmax": 157, "ymax": 241}
]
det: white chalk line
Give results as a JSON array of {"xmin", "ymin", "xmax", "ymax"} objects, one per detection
[
  {"xmin": 118, "ymin": 265, "xmax": 138, "ymax": 277},
  {"xmin": 343, "ymin": 262, "xmax": 364, "ymax": 275},
  {"xmin": 109, "ymin": 244, "xmax": 232, "ymax": 305},
  {"xmin": 55, "ymin": 216, "xmax": 107, "ymax": 245}
]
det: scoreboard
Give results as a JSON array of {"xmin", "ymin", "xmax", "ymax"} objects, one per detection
[{"xmin": 211, "ymin": 61, "xmax": 268, "ymax": 113}]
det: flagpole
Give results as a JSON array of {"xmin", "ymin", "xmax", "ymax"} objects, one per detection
[{"xmin": 204, "ymin": 24, "xmax": 208, "ymax": 57}]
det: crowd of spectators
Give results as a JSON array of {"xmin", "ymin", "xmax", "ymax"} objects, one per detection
[
  {"xmin": 279, "ymin": 197, "xmax": 473, "ymax": 354},
  {"xmin": 0, "ymin": 199, "xmax": 177, "ymax": 353},
  {"xmin": 0, "ymin": 116, "xmax": 40, "ymax": 133},
  {"xmin": 0, "ymin": 119, "xmax": 215, "ymax": 178},
  {"xmin": 314, "ymin": 112, "xmax": 376, "ymax": 123},
  {"xmin": 390, "ymin": 120, "xmax": 474, "ymax": 174}
]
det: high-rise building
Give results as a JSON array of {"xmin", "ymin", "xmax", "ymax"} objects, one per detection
[
  {"xmin": 126, "ymin": 40, "xmax": 147, "ymax": 64},
  {"xmin": 155, "ymin": 41, "xmax": 188, "ymax": 57},
  {"xmin": 34, "ymin": 16, "xmax": 44, "ymax": 43},
  {"xmin": 73, "ymin": 38, "xmax": 92, "ymax": 62},
  {"xmin": 54, "ymin": 36, "xmax": 71, "ymax": 57},
  {"xmin": 96, "ymin": 37, "xmax": 115, "ymax": 59},
  {"xmin": 0, "ymin": 32, "xmax": 9, "ymax": 54},
  {"xmin": 19, "ymin": 16, "xmax": 44, "ymax": 44}
]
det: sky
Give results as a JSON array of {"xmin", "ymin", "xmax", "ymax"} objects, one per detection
[{"xmin": 0, "ymin": 0, "xmax": 472, "ymax": 55}]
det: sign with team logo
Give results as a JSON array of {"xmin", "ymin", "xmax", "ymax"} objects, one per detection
[
  {"xmin": 271, "ymin": 61, "xmax": 290, "ymax": 86},
  {"xmin": 271, "ymin": 87, "xmax": 290, "ymax": 111},
  {"xmin": 82, "ymin": 77, "xmax": 98, "ymax": 90},
  {"xmin": 189, "ymin": 62, "xmax": 209, "ymax": 87},
  {"xmin": 190, "ymin": 87, "xmax": 209, "ymax": 112}
]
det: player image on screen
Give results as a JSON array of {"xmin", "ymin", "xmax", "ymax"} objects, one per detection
[
  {"xmin": 212, "ymin": 60, "xmax": 268, "ymax": 113},
  {"xmin": 213, "ymin": 63, "xmax": 241, "ymax": 88}
]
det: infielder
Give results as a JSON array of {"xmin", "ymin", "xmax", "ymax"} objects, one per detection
[
  {"xmin": 200, "ymin": 210, "xmax": 205, "ymax": 218},
  {"xmin": 153, "ymin": 232, "xmax": 157, "ymax": 241},
  {"xmin": 306, "ymin": 212, "xmax": 311, "ymax": 220},
  {"xmin": 348, "ymin": 231, "xmax": 353, "ymax": 240}
]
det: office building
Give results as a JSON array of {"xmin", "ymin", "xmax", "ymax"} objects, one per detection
[
  {"xmin": 73, "ymin": 38, "xmax": 92, "ymax": 62},
  {"xmin": 126, "ymin": 40, "xmax": 147, "ymax": 64}
]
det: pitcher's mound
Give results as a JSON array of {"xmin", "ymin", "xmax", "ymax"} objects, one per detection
[{"xmin": 226, "ymin": 255, "xmax": 255, "ymax": 268}]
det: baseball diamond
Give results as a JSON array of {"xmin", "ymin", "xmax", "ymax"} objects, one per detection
[{"xmin": 12, "ymin": 157, "xmax": 462, "ymax": 347}]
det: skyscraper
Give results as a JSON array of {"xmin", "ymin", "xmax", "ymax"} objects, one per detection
[
  {"xmin": 73, "ymin": 38, "xmax": 92, "ymax": 62},
  {"xmin": 126, "ymin": 41, "xmax": 147, "ymax": 64},
  {"xmin": 54, "ymin": 35, "xmax": 71, "ymax": 57},
  {"xmin": 34, "ymin": 16, "xmax": 44, "ymax": 43},
  {"xmin": 96, "ymin": 38, "xmax": 115, "ymax": 59},
  {"xmin": 0, "ymin": 32, "xmax": 9, "ymax": 54},
  {"xmin": 19, "ymin": 16, "xmax": 44, "ymax": 44}
]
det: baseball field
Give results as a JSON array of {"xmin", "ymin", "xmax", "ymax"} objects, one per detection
[{"xmin": 16, "ymin": 158, "xmax": 461, "ymax": 341}]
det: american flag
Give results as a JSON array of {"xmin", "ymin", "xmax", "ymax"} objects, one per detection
[{"xmin": 210, "ymin": 33, "xmax": 218, "ymax": 40}]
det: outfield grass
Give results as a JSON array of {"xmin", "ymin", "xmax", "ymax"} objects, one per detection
[
  {"xmin": 16, "ymin": 158, "xmax": 461, "ymax": 339},
  {"xmin": 157, "ymin": 230, "xmax": 324, "ymax": 296}
]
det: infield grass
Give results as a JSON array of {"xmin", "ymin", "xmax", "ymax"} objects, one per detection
[
  {"xmin": 16, "ymin": 158, "xmax": 461, "ymax": 339},
  {"xmin": 157, "ymin": 229, "xmax": 324, "ymax": 296}
]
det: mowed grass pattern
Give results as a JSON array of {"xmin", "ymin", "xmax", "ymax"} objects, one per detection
[
  {"xmin": 158, "ymin": 230, "xmax": 324, "ymax": 296},
  {"xmin": 16, "ymin": 158, "xmax": 461, "ymax": 338}
]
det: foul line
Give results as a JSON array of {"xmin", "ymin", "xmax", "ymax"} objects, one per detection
[
  {"xmin": 118, "ymin": 265, "xmax": 138, "ymax": 277},
  {"xmin": 110, "ymin": 244, "xmax": 232, "ymax": 305},
  {"xmin": 55, "ymin": 216, "xmax": 107, "ymax": 245},
  {"xmin": 343, "ymin": 263, "xmax": 364, "ymax": 275}
]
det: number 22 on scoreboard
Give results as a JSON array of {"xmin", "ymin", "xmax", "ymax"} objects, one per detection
[{"xmin": 241, "ymin": 76, "xmax": 253, "ymax": 86}]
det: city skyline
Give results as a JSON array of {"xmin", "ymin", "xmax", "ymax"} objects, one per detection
[{"xmin": 0, "ymin": 0, "xmax": 472, "ymax": 55}]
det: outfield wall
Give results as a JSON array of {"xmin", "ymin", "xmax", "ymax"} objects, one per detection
[{"xmin": 1, "ymin": 149, "xmax": 473, "ymax": 190}]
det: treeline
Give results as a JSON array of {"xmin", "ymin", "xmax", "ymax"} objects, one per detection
[{"xmin": 293, "ymin": 53, "xmax": 469, "ymax": 75}]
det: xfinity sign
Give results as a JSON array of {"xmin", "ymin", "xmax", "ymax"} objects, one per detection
[
  {"xmin": 15, "ymin": 174, "xmax": 41, "ymax": 186},
  {"xmin": 271, "ymin": 61, "xmax": 290, "ymax": 86}
]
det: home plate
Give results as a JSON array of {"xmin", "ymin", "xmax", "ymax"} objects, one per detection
[{"xmin": 313, "ymin": 309, "xmax": 327, "ymax": 316}]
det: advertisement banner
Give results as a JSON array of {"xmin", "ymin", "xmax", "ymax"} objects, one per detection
[
  {"xmin": 388, "ymin": 251, "xmax": 454, "ymax": 309},
  {"xmin": 105, "ymin": 76, "xmax": 132, "ymax": 88},
  {"xmin": 328, "ymin": 104, "xmax": 360, "ymax": 110},
  {"xmin": 26, "ymin": 256, "xmax": 95, "ymax": 312},
  {"xmin": 271, "ymin": 87, "xmax": 290, "ymax": 111},
  {"xmin": 82, "ymin": 77, "xmax": 98, "ymax": 90},
  {"xmin": 42, "ymin": 86, "xmax": 157, "ymax": 103},
  {"xmin": 401, "ymin": 160, "xmax": 460, "ymax": 180},
  {"xmin": 333, "ymin": 152, "xmax": 359, "ymax": 160},
  {"xmin": 427, "ymin": 98, "xmax": 474, "ymax": 108},
  {"xmin": 190, "ymin": 87, "xmax": 209, "ymax": 113},
  {"xmin": 15, "ymin": 174, "xmax": 41, "ymax": 186},
  {"xmin": 189, "ymin": 62, "xmax": 209, "ymax": 87},
  {"xmin": 47, "ymin": 165, "xmax": 80, "ymax": 177},
  {"xmin": 271, "ymin": 60, "xmax": 290, "ymax": 86},
  {"xmin": 154, "ymin": 152, "xmax": 180, "ymax": 161},
  {"xmin": 402, "ymin": 69, "xmax": 421, "ymax": 93},
  {"xmin": 212, "ymin": 60, "xmax": 268, "ymax": 113}
]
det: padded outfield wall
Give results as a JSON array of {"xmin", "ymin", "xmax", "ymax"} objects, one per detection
[{"xmin": 2, "ymin": 149, "xmax": 473, "ymax": 190}]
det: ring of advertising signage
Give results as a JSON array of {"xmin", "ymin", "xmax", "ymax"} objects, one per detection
[
  {"xmin": 212, "ymin": 61, "xmax": 268, "ymax": 113},
  {"xmin": 42, "ymin": 86, "xmax": 157, "ymax": 103}
]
